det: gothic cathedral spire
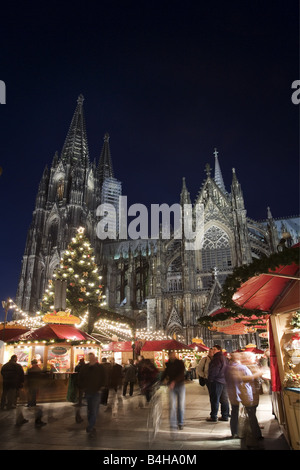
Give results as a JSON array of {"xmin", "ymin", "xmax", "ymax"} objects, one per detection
[
  {"xmin": 60, "ymin": 94, "xmax": 89, "ymax": 166},
  {"xmin": 213, "ymin": 148, "xmax": 226, "ymax": 192},
  {"xmin": 97, "ymin": 132, "xmax": 114, "ymax": 187}
]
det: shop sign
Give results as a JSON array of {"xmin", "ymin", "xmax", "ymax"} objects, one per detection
[
  {"xmin": 213, "ymin": 319, "xmax": 235, "ymax": 328},
  {"xmin": 50, "ymin": 346, "xmax": 68, "ymax": 356},
  {"xmin": 43, "ymin": 311, "xmax": 80, "ymax": 325}
]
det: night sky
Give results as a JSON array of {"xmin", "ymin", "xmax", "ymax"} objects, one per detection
[{"xmin": 0, "ymin": 1, "xmax": 299, "ymax": 321}]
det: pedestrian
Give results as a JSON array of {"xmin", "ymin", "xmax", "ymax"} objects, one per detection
[
  {"xmin": 197, "ymin": 348, "xmax": 214, "ymax": 387},
  {"xmin": 109, "ymin": 357, "xmax": 123, "ymax": 416},
  {"xmin": 138, "ymin": 358, "xmax": 159, "ymax": 404},
  {"xmin": 225, "ymin": 352, "xmax": 263, "ymax": 443},
  {"xmin": 241, "ymin": 352, "xmax": 263, "ymax": 403},
  {"xmin": 190, "ymin": 358, "xmax": 197, "ymax": 379},
  {"xmin": 1, "ymin": 354, "xmax": 24, "ymax": 410},
  {"xmin": 100, "ymin": 357, "xmax": 112, "ymax": 405},
  {"xmin": 27, "ymin": 359, "xmax": 42, "ymax": 407},
  {"xmin": 122, "ymin": 359, "xmax": 137, "ymax": 397},
  {"xmin": 206, "ymin": 344, "xmax": 230, "ymax": 422},
  {"xmin": 78, "ymin": 352, "xmax": 105, "ymax": 438},
  {"xmin": 74, "ymin": 358, "xmax": 85, "ymax": 406},
  {"xmin": 161, "ymin": 351, "xmax": 185, "ymax": 431},
  {"xmin": 136, "ymin": 355, "xmax": 145, "ymax": 392}
]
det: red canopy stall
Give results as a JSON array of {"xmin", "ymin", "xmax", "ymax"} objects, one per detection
[
  {"xmin": 0, "ymin": 323, "xmax": 30, "ymax": 342},
  {"xmin": 141, "ymin": 339, "xmax": 192, "ymax": 368},
  {"xmin": 188, "ymin": 343, "xmax": 209, "ymax": 352},
  {"xmin": 225, "ymin": 245, "xmax": 300, "ymax": 450},
  {"xmin": 2, "ymin": 314, "xmax": 101, "ymax": 403},
  {"xmin": 102, "ymin": 341, "xmax": 135, "ymax": 365},
  {"xmin": 102, "ymin": 339, "xmax": 193, "ymax": 368}
]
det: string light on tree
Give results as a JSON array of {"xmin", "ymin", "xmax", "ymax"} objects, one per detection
[{"xmin": 41, "ymin": 227, "xmax": 106, "ymax": 331}]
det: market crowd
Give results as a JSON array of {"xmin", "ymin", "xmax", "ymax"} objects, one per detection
[{"xmin": 0, "ymin": 346, "xmax": 270, "ymax": 447}]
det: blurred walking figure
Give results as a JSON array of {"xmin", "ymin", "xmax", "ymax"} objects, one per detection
[
  {"xmin": 197, "ymin": 348, "xmax": 213, "ymax": 388},
  {"xmin": 161, "ymin": 351, "xmax": 185, "ymax": 431},
  {"xmin": 122, "ymin": 359, "xmax": 137, "ymax": 397},
  {"xmin": 1, "ymin": 355, "xmax": 24, "ymax": 410},
  {"xmin": 225, "ymin": 352, "xmax": 263, "ymax": 443},
  {"xmin": 78, "ymin": 352, "xmax": 105, "ymax": 438},
  {"xmin": 109, "ymin": 358, "xmax": 123, "ymax": 416},
  {"xmin": 136, "ymin": 355, "xmax": 145, "ymax": 392},
  {"xmin": 74, "ymin": 358, "xmax": 85, "ymax": 406},
  {"xmin": 241, "ymin": 352, "xmax": 263, "ymax": 404},
  {"xmin": 206, "ymin": 345, "xmax": 229, "ymax": 422},
  {"xmin": 138, "ymin": 359, "xmax": 159, "ymax": 405},
  {"xmin": 100, "ymin": 357, "xmax": 112, "ymax": 405},
  {"xmin": 27, "ymin": 359, "xmax": 42, "ymax": 407}
]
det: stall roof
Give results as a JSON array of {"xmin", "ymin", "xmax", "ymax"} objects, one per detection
[
  {"xmin": 0, "ymin": 325, "xmax": 30, "ymax": 341},
  {"xmin": 141, "ymin": 340, "xmax": 192, "ymax": 351},
  {"xmin": 234, "ymin": 347, "xmax": 265, "ymax": 354},
  {"xmin": 188, "ymin": 343, "xmax": 209, "ymax": 351},
  {"xmin": 210, "ymin": 307, "xmax": 268, "ymax": 331},
  {"xmin": 232, "ymin": 259, "xmax": 299, "ymax": 312},
  {"xmin": 102, "ymin": 341, "xmax": 134, "ymax": 352},
  {"xmin": 8, "ymin": 324, "xmax": 98, "ymax": 342}
]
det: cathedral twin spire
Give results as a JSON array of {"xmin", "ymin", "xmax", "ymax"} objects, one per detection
[{"xmin": 60, "ymin": 95, "xmax": 114, "ymax": 182}]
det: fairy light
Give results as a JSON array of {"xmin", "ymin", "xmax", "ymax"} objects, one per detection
[
  {"xmin": 93, "ymin": 318, "xmax": 133, "ymax": 341},
  {"xmin": 2, "ymin": 299, "xmax": 45, "ymax": 329},
  {"xmin": 135, "ymin": 328, "xmax": 173, "ymax": 341}
]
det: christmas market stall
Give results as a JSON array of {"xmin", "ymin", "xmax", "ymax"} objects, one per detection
[
  {"xmin": 0, "ymin": 323, "xmax": 30, "ymax": 364},
  {"xmin": 218, "ymin": 245, "xmax": 300, "ymax": 450},
  {"xmin": 102, "ymin": 341, "xmax": 135, "ymax": 365},
  {"xmin": 141, "ymin": 339, "xmax": 193, "ymax": 369},
  {"xmin": 3, "ymin": 311, "xmax": 101, "ymax": 403}
]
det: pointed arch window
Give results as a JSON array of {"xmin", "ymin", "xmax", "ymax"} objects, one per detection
[{"xmin": 202, "ymin": 226, "xmax": 232, "ymax": 270}]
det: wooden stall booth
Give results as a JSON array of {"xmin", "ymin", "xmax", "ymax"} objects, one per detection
[
  {"xmin": 102, "ymin": 341, "xmax": 134, "ymax": 365},
  {"xmin": 269, "ymin": 288, "xmax": 300, "ymax": 450},
  {"xmin": 3, "ymin": 316, "xmax": 101, "ymax": 403},
  {"xmin": 226, "ymin": 245, "xmax": 300, "ymax": 450},
  {"xmin": 141, "ymin": 339, "xmax": 193, "ymax": 369},
  {"xmin": 0, "ymin": 323, "xmax": 30, "ymax": 365}
]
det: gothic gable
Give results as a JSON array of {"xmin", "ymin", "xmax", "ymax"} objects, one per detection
[{"xmin": 166, "ymin": 307, "xmax": 183, "ymax": 337}]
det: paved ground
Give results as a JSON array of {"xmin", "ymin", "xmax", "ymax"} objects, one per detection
[{"xmin": 0, "ymin": 380, "xmax": 291, "ymax": 453}]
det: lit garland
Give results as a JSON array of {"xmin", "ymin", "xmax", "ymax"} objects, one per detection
[
  {"xmin": 198, "ymin": 246, "xmax": 300, "ymax": 327},
  {"xmin": 2, "ymin": 299, "xmax": 44, "ymax": 329},
  {"xmin": 135, "ymin": 327, "xmax": 172, "ymax": 341},
  {"xmin": 93, "ymin": 318, "xmax": 133, "ymax": 341},
  {"xmin": 7, "ymin": 337, "xmax": 99, "ymax": 347}
]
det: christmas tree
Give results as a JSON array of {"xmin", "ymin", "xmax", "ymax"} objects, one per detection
[{"xmin": 41, "ymin": 227, "xmax": 105, "ymax": 331}]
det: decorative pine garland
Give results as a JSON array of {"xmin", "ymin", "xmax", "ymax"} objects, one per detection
[{"xmin": 198, "ymin": 246, "xmax": 299, "ymax": 327}]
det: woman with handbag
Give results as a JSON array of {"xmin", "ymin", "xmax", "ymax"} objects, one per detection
[{"xmin": 225, "ymin": 352, "xmax": 263, "ymax": 443}]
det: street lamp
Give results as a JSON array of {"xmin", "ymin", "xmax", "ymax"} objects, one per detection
[{"xmin": 1, "ymin": 298, "xmax": 14, "ymax": 341}]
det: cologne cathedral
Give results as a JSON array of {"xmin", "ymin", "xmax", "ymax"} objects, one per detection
[{"xmin": 15, "ymin": 96, "xmax": 299, "ymax": 348}]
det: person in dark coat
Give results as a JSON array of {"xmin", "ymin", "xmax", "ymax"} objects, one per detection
[
  {"xmin": 161, "ymin": 352, "xmax": 185, "ymax": 430},
  {"xmin": 138, "ymin": 358, "xmax": 159, "ymax": 403},
  {"xmin": 1, "ymin": 355, "xmax": 24, "ymax": 410},
  {"xmin": 122, "ymin": 359, "xmax": 137, "ymax": 397},
  {"xmin": 100, "ymin": 357, "xmax": 112, "ymax": 405},
  {"xmin": 109, "ymin": 358, "xmax": 123, "ymax": 415},
  {"xmin": 27, "ymin": 359, "xmax": 42, "ymax": 407},
  {"xmin": 78, "ymin": 353, "xmax": 105, "ymax": 437},
  {"xmin": 74, "ymin": 358, "xmax": 85, "ymax": 406},
  {"xmin": 110, "ymin": 358, "xmax": 123, "ymax": 392},
  {"xmin": 206, "ymin": 345, "xmax": 230, "ymax": 422}
]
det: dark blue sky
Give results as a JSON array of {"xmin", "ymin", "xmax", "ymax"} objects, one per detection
[{"xmin": 0, "ymin": 1, "xmax": 299, "ymax": 321}]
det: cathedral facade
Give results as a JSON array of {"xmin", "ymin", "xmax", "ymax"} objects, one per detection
[{"xmin": 15, "ymin": 96, "xmax": 298, "ymax": 346}]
